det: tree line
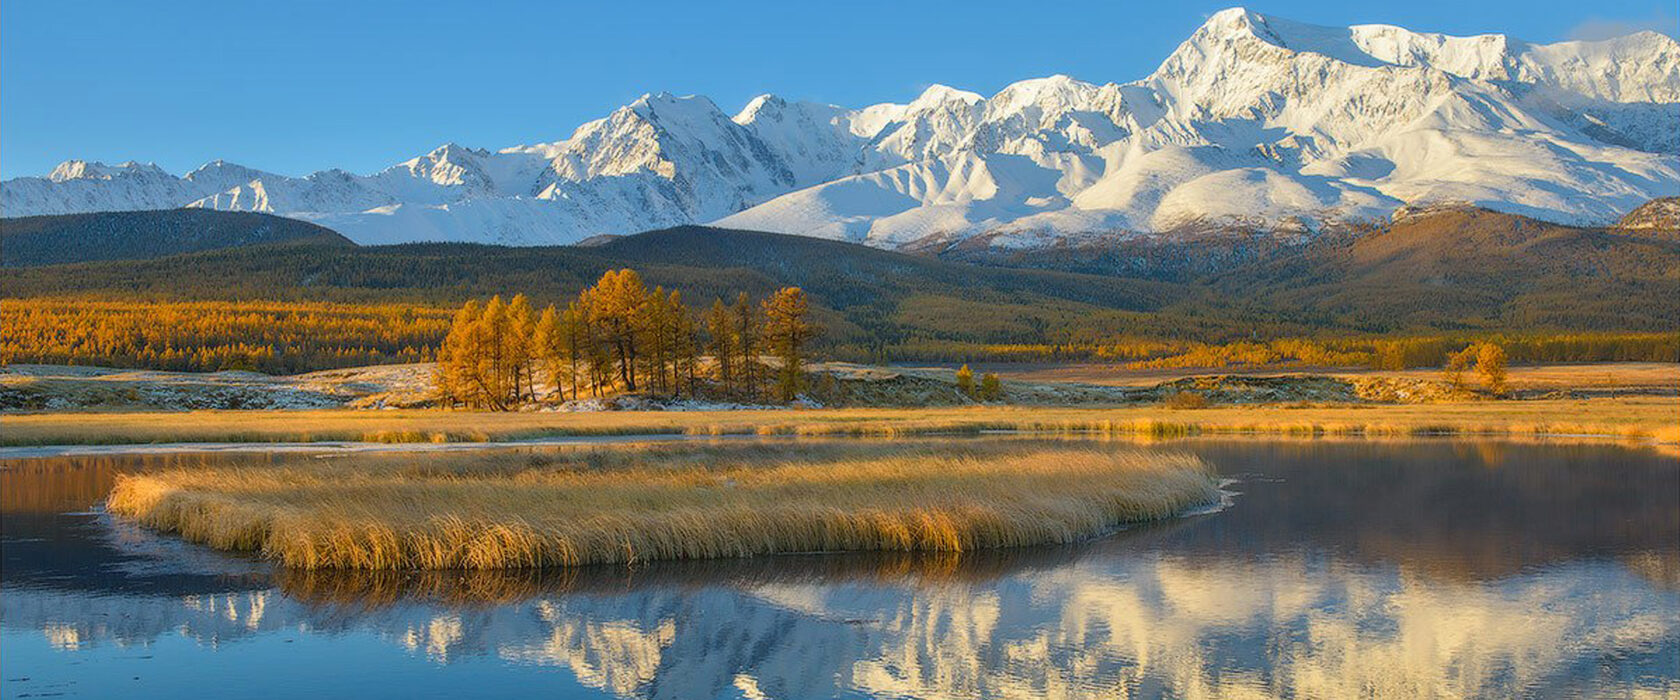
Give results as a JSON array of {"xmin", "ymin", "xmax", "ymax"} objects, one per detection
[
  {"xmin": 435, "ymin": 269, "xmax": 819, "ymax": 410},
  {"xmin": 0, "ymin": 299, "xmax": 447, "ymax": 374},
  {"xmin": 870, "ymin": 332, "xmax": 1678, "ymax": 369},
  {"xmin": 3, "ymin": 294, "xmax": 1671, "ymax": 378}
]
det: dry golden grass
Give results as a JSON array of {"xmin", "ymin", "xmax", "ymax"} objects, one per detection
[
  {"xmin": 7, "ymin": 397, "xmax": 1676, "ymax": 446},
  {"xmin": 931, "ymin": 361, "xmax": 1680, "ymax": 391},
  {"xmin": 105, "ymin": 442, "xmax": 1217, "ymax": 570}
]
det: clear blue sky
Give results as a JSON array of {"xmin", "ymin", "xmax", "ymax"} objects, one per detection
[{"xmin": 3, "ymin": 0, "xmax": 1675, "ymax": 180}]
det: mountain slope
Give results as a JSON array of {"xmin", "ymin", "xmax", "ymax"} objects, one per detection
[
  {"xmin": 4, "ymin": 8, "xmax": 1677, "ymax": 249},
  {"xmin": 0, "ymin": 209, "xmax": 352, "ymax": 267},
  {"xmin": 1214, "ymin": 206, "xmax": 1680, "ymax": 330},
  {"xmin": 1614, "ymin": 196, "xmax": 1680, "ymax": 236},
  {"xmin": 0, "ymin": 227, "xmax": 1196, "ymax": 349},
  {"xmin": 7, "ymin": 212, "xmax": 1674, "ymax": 344}
]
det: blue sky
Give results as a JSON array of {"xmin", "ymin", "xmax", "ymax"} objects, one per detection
[{"xmin": 3, "ymin": 0, "xmax": 1675, "ymax": 180}]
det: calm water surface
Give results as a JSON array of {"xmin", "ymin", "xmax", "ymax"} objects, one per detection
[{"xmin": 2, "ymin": 439, "xmax": 1676, "ymax": 699}]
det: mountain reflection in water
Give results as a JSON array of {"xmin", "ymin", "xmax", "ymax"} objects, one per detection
[{"xmin": 2, "ymin": 440, "xmax": 1676, "ymax": 699}]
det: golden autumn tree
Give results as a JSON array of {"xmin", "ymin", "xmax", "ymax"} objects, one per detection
[
  {"xmin": 733, "ymin": 291, "xmax": 759, "ymax": 397},
  {"xmin": 1477, "ymin": 342, "xmax": 1508, "ymax": 394},
  {"xmin": 706, "ymin": 298, "xmax": 735, "ymax": 394},
  {"xmin": 672, "ymin": 294, "xmax": 700, "ymax": 396},
  {"xmin": 563, "ymin": 300, "xmax": 592, "ymax": 399},
  {"xmin": 435, "ymin": 295, "xmax": 527, "ymax": 410},
  {"xmin": 437, "ymin": 299, "xmax": 483, "ymax": 406},
  {"xmin": 534, "ymin": 304, "xmax": 567, "ymax": 401},
  {"xmin": 1443, "ymin": 344, "xmax": 1477, "ymax": 390},
  {"xmin": 955, "ymin": 364, "xmax": 975, "ymax": 398},
  {"xmin": 589, "ymin": 269, "xmax": 648, "ymax": 392},
  {"xmin": 429, "ymin": 270, "xmax": 822, "ymax": 408},
  {"xmin": 761, "ymin": 287, "xmax": 818, "ymax": 402},
  {"xmin": 658, "ymin": 289, "xmax": 695, "ymax": 396},
  {"xmin": 506, "ymin": 294, "xmax": 535, "ymax": 401},
  {"xmin": 477, "ymin": 296, "xmax": 517, "ymax": 410},
  {"xmin": 644, "ymin": 287, "xmax": 674, "ymax": 393}
]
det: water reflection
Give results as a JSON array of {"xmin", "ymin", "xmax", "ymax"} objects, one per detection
[{"xmin": 2, "ymin": 440, "xmax": 1676, "ymax": 698}]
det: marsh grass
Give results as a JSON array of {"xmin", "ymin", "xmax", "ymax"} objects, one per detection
[
  {"xmin": 7, "ymin": 398, "xmax": 1675, "ymax": 448},
  {"xmin": 106, "ymin": 442, "xmax": 1219, "ymax": 570}
]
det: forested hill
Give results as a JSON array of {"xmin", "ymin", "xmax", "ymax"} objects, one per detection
[
  {"xmin": 5, "ymin": 212, "xmax": 1676, "ymax": 350},
  {"xmin": 4, "ymin": 228, "xmax": 1202, "ymax": 348},
  {"xmin": 1, "ymin": 209, "xmax": 352, "ymax": 267},
  {"xmin": 1207, "ymin": 207, "xmax": 1680, "ymax": 332}
]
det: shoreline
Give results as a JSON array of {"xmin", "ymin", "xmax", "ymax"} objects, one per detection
[
  {"xmin": 1, "ymin": 427, "xmax": 1672, "ymax": 460},
  {"xmin": 4, "ymin": 398, "xmax": 1676, "ymax": 450}
]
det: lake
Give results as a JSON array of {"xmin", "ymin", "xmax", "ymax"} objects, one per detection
[{"xmin": 2, "ymin": 439, "xmax": 1676, "ymax": 699}]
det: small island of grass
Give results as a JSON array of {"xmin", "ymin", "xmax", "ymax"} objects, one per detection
[{"xmin": 106, "ymin": 442, "xmax": 1219, "ymax": 570}]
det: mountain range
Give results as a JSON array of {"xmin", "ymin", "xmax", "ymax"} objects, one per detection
[{"xmin": 4, "ymin": 8, "xmax": 1677, "ymax": 250}]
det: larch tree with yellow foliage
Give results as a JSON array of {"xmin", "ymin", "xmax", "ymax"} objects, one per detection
[
  {"xmin": 762, "ymin": 287, "xmax": 818, "ymax": 402},
  {"xmin": 432, "ymin": 270, "xmax": 818, "ymax": 410}
]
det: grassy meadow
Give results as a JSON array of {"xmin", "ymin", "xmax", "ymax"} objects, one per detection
[
  {"xmin": 930, "ymin": 361, "xmax": 1680, "ymax": 391},
  {"xmin": 105, "ymin": 441, "xmax": 1219, "ymax": 569},
  {"xmin": 7, "ymin": 397, "xmax": 1677, "ymax": 447}
]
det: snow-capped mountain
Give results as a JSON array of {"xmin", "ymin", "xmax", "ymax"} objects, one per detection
[{"xmin": 5, "ymin": 8, "xmax": 1678, "ymax": 249}]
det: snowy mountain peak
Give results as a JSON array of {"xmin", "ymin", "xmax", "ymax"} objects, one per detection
[
  {"xmin": 1192, "ymin": 8, "xmax": 1327, "ymax": 52},
  {"xmin": 1197, "ymin": 7, "xmax": 1265, "ymax": 37},
  {"xmin": 986, "ymin": 74, "xmax": 1101, "ymax": 117},
  {"xmin": 1172, "ymin": 7, "xmax": 1389, "ymax": 70},
  {"xmin": 185, "ymin": 159, "xmax": 266, "ymax": 179},
  {"xmin": 627, "ymin": 91, "xmax": 727, "ymax": 122},
  {"xmin": 47, "ymin": 159, "xmax": 167, "ymax": 182},
  {"xmin": 425, "ymin": 142, "xmax": 484, "ymax": 159},
  {"xmin": 5, "ymin": 10, "xmax": 1677, "ymax": 251},
  {"xmin": 908, "ymin": 84, "xmax": 985, "ymax": 111},
  {"xmin": 734, "ymin": 94, "xmax": 785, "ymax": 123}
]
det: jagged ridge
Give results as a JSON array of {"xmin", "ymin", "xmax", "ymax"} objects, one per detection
[{"xmin": 4, "ymin": 7, "xmax": 1677, "ymax": 251}]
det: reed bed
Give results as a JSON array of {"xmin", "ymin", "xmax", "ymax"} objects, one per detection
[
  {"xmin": 105, "ymin": 442, "xmax": 1219, "ymax": 570},
  {"xmin": 5, "ymin": 397, "xmax": 1677, "ymax": 447}
]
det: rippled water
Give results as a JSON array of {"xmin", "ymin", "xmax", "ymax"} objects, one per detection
[{"xmin": 2, "ymin": 439, "xmax": 1676, "ymax": 699}]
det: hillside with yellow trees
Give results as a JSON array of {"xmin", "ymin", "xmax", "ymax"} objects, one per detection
[
  {"xmin": 3, "ymin": 221, "xmax": 1674, "ymax": 375},
  {"xmin": 434, "ymin": 270, "xmax": 817, "ymax": 409}
]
